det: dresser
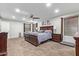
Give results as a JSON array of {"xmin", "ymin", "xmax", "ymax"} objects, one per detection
[
  {"xmin": 52, "ymin": 34, "xmax": 62, "ymax": 42},
  {"xmin": 0, "ymin": 32, "xmax": 8, "ymax": 56},
  {"xmin": 74, "ymin": 37, "xmax": 79, "ymax": 56}
]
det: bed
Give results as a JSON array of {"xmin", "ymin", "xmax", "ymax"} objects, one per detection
[{"xmin": 24, "ymin": 26, "xmax": 53, "ymax": 46}]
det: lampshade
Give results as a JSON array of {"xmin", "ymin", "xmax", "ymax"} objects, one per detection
[
  {"xmin": 54, "ymin": 26, "xmax": 56, "ymax": 29},
  {"xmin": 74, "ymin": 32, "xmax": 79, "ymax": 37}
]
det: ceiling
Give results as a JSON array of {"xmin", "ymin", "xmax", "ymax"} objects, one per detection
[{"xmin": 0, "ymin": 3, "xmax": 79, "ymax": 22}]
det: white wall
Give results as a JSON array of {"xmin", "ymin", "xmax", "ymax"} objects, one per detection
[
  {"xmin": 1, "ymin": 21, "xmax": 10, "ymax": 32},
  {"xmin": 0, "ymin": 20, "xmax": 23, "ymax": 39},
  {"xmin": 50, "ymin": 17, "xmax": 61, "ymax": 34},
  {"xmin": 9, "ymin": 22, "xmax": 23, "ymax": 38}
]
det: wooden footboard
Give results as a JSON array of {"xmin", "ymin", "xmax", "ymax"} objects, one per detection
[{"xmin": 24, "ymin": 34, "xmax": 39, "ymax": 46}]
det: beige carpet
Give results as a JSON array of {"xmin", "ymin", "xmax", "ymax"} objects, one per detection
[{"xmin": 7, "ymin": 38, "xmax": 75, "ymax": 56}]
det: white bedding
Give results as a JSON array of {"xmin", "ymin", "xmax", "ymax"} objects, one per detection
[
  {"xmin": 24, "ymin": 31, "xmax": 52, "ymax": 44},
  {"xmin": 37, "ymin": 32, "xmax": 52, "ymax": 44}
]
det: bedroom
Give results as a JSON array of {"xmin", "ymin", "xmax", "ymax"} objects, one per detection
[{"xmin": 0, "ymin": 3, "xmax": 79, "ymax": 56}]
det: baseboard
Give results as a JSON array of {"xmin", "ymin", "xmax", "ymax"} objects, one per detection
[
  {"xmin": 8, "ymin": 37, "xmax": 24, "ymax": 39},
  {"xmin": 60, "ymin": 41, "xmax": 75, "ymax": 47}
]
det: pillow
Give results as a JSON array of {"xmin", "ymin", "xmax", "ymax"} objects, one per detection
[
  {"xmin": 74, "ymin": 32, "xmax": 79, "ymax": 37},
  {"xmin": 38, "ymin": 30, "xmax": 45, "ymax": 33},
  {"xmin": 44, "ymin": 30, "xmax": 52, "ymax": 33}
]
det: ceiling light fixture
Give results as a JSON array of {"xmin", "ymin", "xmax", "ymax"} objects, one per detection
[
  {"xmin": 15, "ymin": 8, "xmax": 20, "ymax": 13},
  {"xmin": 12, "ymin": 16, "xmax": 16, "ymax": 19},
  {"xmin": 46, "ymin": 3, "xmax": 51, "ymax": 7},
  {"xmin": 54, "ymin": 9, "xmax": 59, "ymax": 13}
]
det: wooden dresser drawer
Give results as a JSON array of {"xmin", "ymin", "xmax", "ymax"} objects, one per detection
[{"xmin": 52, "ymin": 34, "xmax": 61, "ymax": 42}]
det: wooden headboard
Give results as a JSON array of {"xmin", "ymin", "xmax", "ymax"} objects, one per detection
[
  {"xmin": 40, "ymin": 26, "xmax": 53, "ymax": 35},
  {"xmin": 40, "ymin": 26, "xmax": 53, "ymax": 30}
]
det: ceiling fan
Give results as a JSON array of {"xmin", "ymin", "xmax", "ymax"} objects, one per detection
[
  {"xmin": 24, "ymin": 14, "xmax": 40, "ymax": 23},
  {"xmin": 29, "ymin": 14, "xmax": 40, "ymax": 19}
]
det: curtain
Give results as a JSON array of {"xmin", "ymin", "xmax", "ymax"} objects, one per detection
[{"xmin": 64, "ymin": 16, "xmax": 78, "ymax": 36}]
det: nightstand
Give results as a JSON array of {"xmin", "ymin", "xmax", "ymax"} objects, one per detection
[{"xmin": 52, "ymin": 34, "xmax": 62, "ymax": 42}]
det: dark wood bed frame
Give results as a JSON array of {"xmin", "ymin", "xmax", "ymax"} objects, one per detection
[{"xmin": 24, "ymin": 26, "xmax": 53, "ymax": 46}]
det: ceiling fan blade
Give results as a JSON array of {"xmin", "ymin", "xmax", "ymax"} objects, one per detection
[{"xmin": 33, "ymin": 17, "xmax": 40, "ymax": 19}]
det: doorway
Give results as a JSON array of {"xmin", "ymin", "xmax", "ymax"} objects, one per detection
[{"xmin": 62, "ymin": 16, "xmax": 78, "ymax": 45}]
